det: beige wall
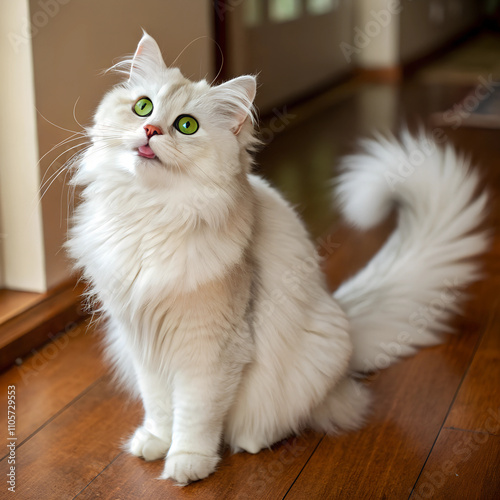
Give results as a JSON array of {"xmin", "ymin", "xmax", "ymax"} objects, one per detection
[
  {"xmin": 225, "ymin": 0, "xmax": 483, "ymax": 110},
  {"xmin": 1, "ymin": 0, "xmax": 484, "ymax": 292},
  {"xmin": 353, "ymin": 0, "xmax": 400, "ymax": 69},
  {"xmin": 1, "ymin": 0, "xmax": 213, "ymax": 291},
  {"xmin": 353, "ymin": 0, "xmax": 483, "ymax": 69},
  {"xmin": 0, "ymin": 0, "xmax": 46, "ymax": 292},
  {"xmin": 0, "ymin": 202, "xmax": 3, "ymax": 286},
  {"xmin": 227, "ymin": 1, "xmax": 354, "ymax": 113},
  {"xmin": 399, "ymin": 0, "xmax": 483, "ymax": 63}
]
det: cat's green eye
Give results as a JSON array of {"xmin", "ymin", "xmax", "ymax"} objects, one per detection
[
  {"xmin": 133, "ymin": 97, "xmax": 153, "ymax": 117},
  {"xmin": 174, "ymin": 115, "xmax": 199, "ymax": 135}
]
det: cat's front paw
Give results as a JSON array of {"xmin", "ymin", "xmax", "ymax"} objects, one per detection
[
  {"xmin": 128, "ymin": 426, "xmax": 170, "ymax": 461},
  {"xmin": 161, "ymin": 452, "xmax": 220, "ymax": 485}
]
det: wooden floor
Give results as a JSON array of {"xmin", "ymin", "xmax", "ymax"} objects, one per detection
[
  {"xmin": 1, "ymin": 52, "xmax": 500, "ymax": 499},
  {"xmin": 0, "ymin": 290, "xmax": 42, "ymax": 325}
]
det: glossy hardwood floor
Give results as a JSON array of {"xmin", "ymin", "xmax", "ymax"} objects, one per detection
[{"xmin": 0, "ymin": 70, "xmax": 499, "ymax": 499}]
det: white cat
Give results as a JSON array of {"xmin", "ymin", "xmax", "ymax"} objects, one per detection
[{"xmin": 66, "ymin": 33, "xmax": 488, "ymax": 485}]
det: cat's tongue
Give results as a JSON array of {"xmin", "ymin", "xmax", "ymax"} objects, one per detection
[{"xmin": 138, "ymin": 145, "xmax": 156, "ymax": 159}]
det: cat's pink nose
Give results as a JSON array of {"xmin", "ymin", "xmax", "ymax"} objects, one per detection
[{"xmin": 144, "ymin": 124, "xmax": 163, "ymax": 139}]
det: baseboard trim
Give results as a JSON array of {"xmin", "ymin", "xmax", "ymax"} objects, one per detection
[
  {"xmin": 0, "ymin": 278, "xmax": 88, "ymax": 372},
  {"xmin": 355, "ymin": 66, "xmax": 403, "ymax": 83}
]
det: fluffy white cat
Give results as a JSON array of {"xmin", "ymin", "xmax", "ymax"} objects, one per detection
[{"xmin": 66, "ymin": 33, "xmax": 488, "ymax": 484}]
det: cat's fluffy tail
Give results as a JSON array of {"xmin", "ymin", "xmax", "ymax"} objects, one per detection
[{"xmin": 334, "ymin": 131, "xmax": 488, "ymax": 373}]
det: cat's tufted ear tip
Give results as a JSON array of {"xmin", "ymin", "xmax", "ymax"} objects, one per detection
[
  {"xmin": 213, "ymin": 75, "xmax": 258, "ymax": 135},
  {"xmin": 129, "ymin": 31, "xmax": 166, "ymax": 83},
  {"xmin": 236, "ymin": 75, "xmax": 257, "ymax": 105},
  {"xmin": 136, "ymin": 30, "xmax": 155, "ymax": 53}
]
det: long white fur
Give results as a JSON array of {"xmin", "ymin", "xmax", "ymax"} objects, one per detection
[
  {"xmin": 66, "ymin": 33, "xmax": 487, "ymax": 485},
  {"xmin": 335, "ymin": 134, "xmax": 488, "ymax": 372}
]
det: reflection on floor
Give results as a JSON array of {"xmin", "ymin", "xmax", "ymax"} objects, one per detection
[
  {"xmin": 258, "ymin": 80, "xmax": 474, "ymax": 238},
  {"xmin": 417, "ymin": 31, "xmax": 500, "ymax": 84}
]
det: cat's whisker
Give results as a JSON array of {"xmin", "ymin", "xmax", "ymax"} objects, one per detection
[
  {"xmin": 39, "ymin": 161, "xmax": 74, "ymax": 203},
  {"xmin": 38, "ymin": 135, "xmax": 89, "ymax": 189},
  {"xmin": 71, "ymin": 97, "xmax": 90, "ymax": 132},
  {"xmin": 104, "ymin": 55, "xmax": 134, "ymax": 77},
  {"xmin": 33, "ymin": 105, "xmax": 89, "ymax": 193},
  {"xmin": 67, "ymin": 172, "xmax": 77, "ymax": 223},
  {"xmin": 36, "ymin": 146, "xmax": 94, "ymax": 222},
  {"xmin": 60, "ymin": 162, "xmax": 75, "ymax": 229},
  {"xmin": 94, "ymin": 125, "xmax": 134, "ymax": 135},
  {"xmin": 168, "ymin": 146, "xmax": 239, "ymax": 202},
  {"xmin": 38, "ymin": 161, "xmax": 76, "ymax": 210},
  {"xmin": 96, "ymin": 121, "xmax": 141, "ymax": 134},
  {"xmin": 30, "ymin": 166, "xmax": 67, "ymax": 225},
  {"xmin": 171, "ymin": 36, "xmax": 213, "ymax": 72},
  {"xmin": 210, "ymin": 41, "xmax": 225, "ymax": 87},
  {"xmin": 36, "ymin": 107, "xmax": 84, "ymax": 135},
  {"xmin": 39, "ymin": 132, "xmax": 87, "ymax": 166},
  {"xmin": 39, "ymin": 141, "xmax": 89, "ymax": 194}
]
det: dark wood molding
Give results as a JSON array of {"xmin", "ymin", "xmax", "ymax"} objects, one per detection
[
  {"xmin": 402, "ymin": 24, "xmax": 484, "ymax": 78},
  {"xmin": 355, "ymin": 66, "xmax": 403, "ymax": 84},
  {"xmin": 213, "ymin": 0, "xmax": 228, "ymax": 83}
]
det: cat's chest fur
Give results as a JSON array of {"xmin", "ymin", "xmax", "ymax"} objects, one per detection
[
  {"xmin": 69, "ymin": 179, "xmax": 255, "ymax": 317},
  {"xmin": 69, "ymin": 179, "xmax": 256, "ymax": 374}
]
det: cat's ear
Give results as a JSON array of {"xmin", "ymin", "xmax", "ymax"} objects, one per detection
[
  {"xmin": 211, "ymin": 76, "xmax": 257, "ymax": 135},
  {"xmin": 129, "ymin": 32, "xmax": 166, "ymax": 84}
]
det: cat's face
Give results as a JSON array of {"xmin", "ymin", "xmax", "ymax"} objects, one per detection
[{"xmin": 81, "ymin": 33, "xmax": 256, "ymax": 189}]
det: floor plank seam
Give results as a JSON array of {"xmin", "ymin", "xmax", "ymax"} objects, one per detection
[
  {"xmin": 0, "ymin": 375, "xmax": 106, "ymax": 463},
  {"xmin": 444, "ymin": 426, "xmax": 500, "ymax": 436},
  {"xmin": 72, "ymin": 450, "xmax": 125, "ymax": 499},
  {"xmin": 281, "ymin": 433, "xmax": 326, "ymax": 499},
  {"xmin": 406, "ymin": 328, "xmax": 486, "ymax": 499}
]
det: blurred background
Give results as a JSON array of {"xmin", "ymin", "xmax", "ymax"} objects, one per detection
[{"xmin": 0, "ymin": 0, "xmax": 498, "ymax": 300}]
